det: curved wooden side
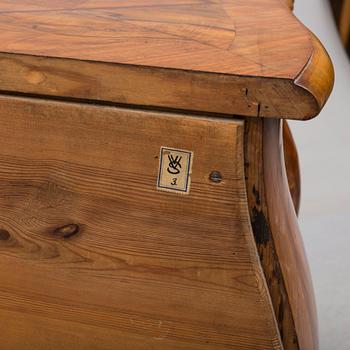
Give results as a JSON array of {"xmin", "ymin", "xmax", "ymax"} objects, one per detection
[
  {"xmin": 283, "ymin": 121, "xmax": 301, "ymax": 215},
  {"xmin": 294, "ymin": 35, "xmax": 335, "ymax": 118},
  {"xmin": 245, "ymin": 118, "xmax": 317, "ymax": 349},
  {"xmin": 245, "ymin": 119, "xmax": 299, "ymax": 350},
  {"xmin": 264, "ymin": 119, "xmax": 318, "ymax": 350}
]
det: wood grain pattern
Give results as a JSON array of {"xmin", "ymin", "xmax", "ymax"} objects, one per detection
[
  {"xmin": 0, "ymin": 0, "xmax": 334, "ymax": 120},
  {"xmin": 244, "ymin": 119, "xmax": 299, "ymax": 350},
  {"xmin": 0, "ymin": 52, "xmax": 323, "ymax": 120},
  {"xmin": 284, "ymin": 0, "xmax": 300, "ymax": 216},
  {"xmin": 0, "ymin": 95, "xmax": 282, "ymax": 350},
  {"xmin": 263, "ymin": 119, "xmax": 318, "ymax": 350},
  {"xmin": 0, "ymin": 0, "xmax": 311, "ymax": 77},
  {"xmin": 295, "ymin": 36, "xmax": 335, "ymax": 113},
  {"xmin": 245, "ymin": 118, "xmax": 318, "ymax": 350},
  {"xmin": 0, "ymin": 2, "xmax": 331, "ymax": 348}
]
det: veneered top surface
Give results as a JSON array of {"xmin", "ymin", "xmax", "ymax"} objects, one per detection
[
  {"xmin": 0, "ymin": 1, "xmax": 334, "ymax": 119},
  {"xmin": 0, "ymin": 0, "xmax": 312, "ymax": 78}
]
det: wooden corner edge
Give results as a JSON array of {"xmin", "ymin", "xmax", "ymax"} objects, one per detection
[{"xmin": 294, "ymin": 34, "xmax": 335, "ymax": 120}]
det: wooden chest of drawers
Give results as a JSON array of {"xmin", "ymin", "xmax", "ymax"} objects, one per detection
[{"xmin": 0, "ymin": 1, "xmax": 333, "ymax": 349}]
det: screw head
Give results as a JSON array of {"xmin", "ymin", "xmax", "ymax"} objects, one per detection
[{"xmin": 209, "ymin": 171, "xmax": 223, "ymax": 183}]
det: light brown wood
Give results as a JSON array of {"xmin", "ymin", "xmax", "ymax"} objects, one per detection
[
  {"xmin": 244, "ymin": 118, "xmax": 317, "ymax": 350},
  {"xmin": 0, "ymin": 95, "xmax": 283, "ymax": 350},
  {"xmin": 295, "ymin": 36, "xmax": 335, "ymax": 114},
  {"xmin": 330, "ymin": 0, "xmax": 350, "ymax": 58},
  {"xmin": 339, "ymin": 0, "xmax": 350, "ymax": 45},
  {"xmin": 283, "ymin": 0, "xmax": 301, "ymax": 216},
  {"xmin": 263, "ymin": 119, "xmax": 318, "ymax": 350},
  {"xmin": 245, "ymin": 119, "xmax": 299, "ymax": 350},
  {"xmin": 0, "ymin": 2, "xmax": 334, "ymax": 349},
  {"xmin": 0, "ymin": 0, "xmax": 313, "ymax": 76},
  {"xmin": 283, "ymin": 121, "xmax": 301, "ymax": 215},
  {"xmin": 0, "ymin": 0, "xmax": 333, "ymax": 120},
  {"xmin": 287, "ymin": 0, "xmax": 294, "ymax": 10}
]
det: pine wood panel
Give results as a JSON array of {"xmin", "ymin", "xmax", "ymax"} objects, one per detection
[
  {"xmin": 0, "ymin": 95, "xmax": 282, "ymax": 350},
  {"xmin": 0, "ymin": 0, "xmax": 334, "ymax": 120}
]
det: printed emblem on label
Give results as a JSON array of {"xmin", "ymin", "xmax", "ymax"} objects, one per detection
[{"xmin": 157, "ymin": 147, "xmax": 193, "ymax": 194}]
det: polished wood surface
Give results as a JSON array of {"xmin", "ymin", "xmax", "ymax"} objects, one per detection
[
  {"xmin": 0, "ymin": 0, "xmax": 334, "ymax": 119},
  {"xmin": 295, "ymin": 37, "xmax": 334, "ymax": 115},
  {"xmin": 245, "ymin": 119, "xmax": 299, "ymax": 350},
  {"xmin": 0, "ymin": 1, "xmax": 334, "ymax": 349},
  {"xmin": 0, "ymin": 0, "xmax": 309, "ymax": 77},
  {"xmin": 245, "ymin": 119, "xmax": 318, "ymax": 350},
  {"xmin": 283, "ymin": 121, "xmax": 301, "ymax": 215},
  {"xmin": 330, "ymin": 0, "xmax": 350, "ymax": 57},
  {"xmin": 338, "ymin": 0, "xmax": 350, "ymax": 46},
  {"xmin": 264, "ymin": 119, "xmax": 318, "ymax": 350},
  {"xmin": 0, "ymin": 95, "xmax": 283, "ymax": 350},
  {"xmin": 283, "ymin": 0, "xmax": 300, "ymax": 216},
  {"xmin": 287, "ymin": 0, "xmax": 294, "ymax": 10}
]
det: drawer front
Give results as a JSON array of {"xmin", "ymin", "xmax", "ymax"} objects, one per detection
[{"xmin": 0, "ymin": 96, "xmax": 280, "ymax": 350}]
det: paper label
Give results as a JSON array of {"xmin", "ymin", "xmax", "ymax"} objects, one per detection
[{"xmin": 157, "ymin": 147, "xmax": 193, "ymax": 194}]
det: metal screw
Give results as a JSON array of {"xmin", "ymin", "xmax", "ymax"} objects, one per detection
[{"xmin": 209, "ymin": 171, "xmax": 223, "ymax": 183}]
